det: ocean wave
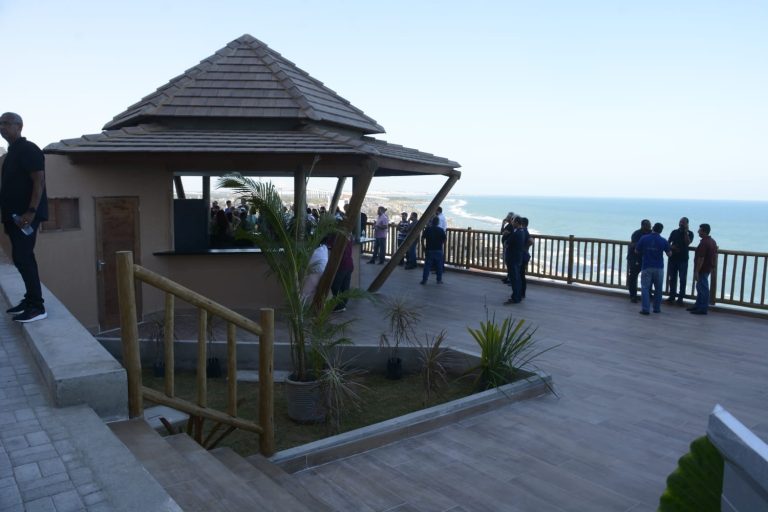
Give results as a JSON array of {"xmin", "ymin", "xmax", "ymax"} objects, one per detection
[{"xmin": 447, "ymin": 200, "xmax": 503, "ymax": 226}]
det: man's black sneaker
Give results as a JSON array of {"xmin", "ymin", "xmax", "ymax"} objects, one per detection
[
  {"xmin": 6, "ymin": 300, "xmax": 28, "ymax": 314},
  {"xmin": 12, "ymin": 308, "xmax": 47, "ymax": 323}
]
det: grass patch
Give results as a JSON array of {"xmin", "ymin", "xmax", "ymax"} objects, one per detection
[{"xmin": 142, "ymin": 369, "xmax": 476, "ymax": 455}]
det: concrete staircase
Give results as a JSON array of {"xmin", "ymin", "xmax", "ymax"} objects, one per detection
[{"xmin": 110, "ymin": 419, "xmax": 331, "ymax": 512}]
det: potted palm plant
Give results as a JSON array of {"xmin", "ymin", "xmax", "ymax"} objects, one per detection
[{"xmin": 217, "ymin": 175, "xmax": 352, "ymax": 422}]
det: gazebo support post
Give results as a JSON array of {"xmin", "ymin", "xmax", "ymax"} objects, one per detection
[
  {"xmin": 312, "ymin": 161, "xmax": 377, "ymax": 309},
  {"xmin": 329, "ymin": 177, "xmax": 346, "ymax": 215},
  {"xmin": 293, "ymin": 165, "xmax": 307, "ymax": 241},
  {"xmin": 368, "ymin": 171, "xmax": 460, "ymax": 293}
]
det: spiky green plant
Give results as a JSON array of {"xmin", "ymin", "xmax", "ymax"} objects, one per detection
[
  {"xmin": 379, "ymin": 295, "xmax": 422, "ymax": 359},
  {"xmin": 415, "ymin": 330, "xmax": 450, "ymax": 405},
  {"xmin": 217, "ymin": 175, "xmax": 341, "ymax": 382},
  {"xmin": 466, "ymin": 310, "xmax": 555, "ymax": 390}
]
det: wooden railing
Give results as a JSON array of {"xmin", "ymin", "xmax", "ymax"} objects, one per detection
[
  {"xmin": 116, "ymin": 251, "xmax": 276, "ymax": 455},
  {"xmin": 364, "ymin": 224, "xmax": 768, "ymax": 312}
]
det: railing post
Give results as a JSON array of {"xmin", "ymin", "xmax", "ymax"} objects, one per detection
[
  {"xmin": 465, "ymin": 227, "xmax": 473, "ymax": 269},
  {"xmin": 164, "ymin": 293, "xmax": 175, "ymax": 397},
  {"xmin": 567, "ymin": 235, "xmax": 575, "ymax": 284},
  {"xmin": 116, "ymin": 251, "xmax": 143, "ymax": 418},
  {"xmin": 711, "ymin": 252, "xmax": 719, "ymax": 306},
  {"xmin": 197, "ymin": 309, "xmax": 207, "ymax": 408},
  {"xmin": 226, "ymin": 323, "xmax": 237, "ymax": 416},
  {"xmin": 259, "ymin": 308, "xmax": 275, "ymax": 456}
]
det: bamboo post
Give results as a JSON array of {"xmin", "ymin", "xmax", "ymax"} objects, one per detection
[
  {"xmin": 116, "ymin": 251, "xmax": 143, "ymax": 418},
  {"xmin": 164, "ymin": 293, "xmax": 175, "ymax": 397},
  {"xmin": 226, "ymin": 322, "xmax": 237, "ymax": 417},
  {"xmin": 465, "ymin": 227, "xmax": 473, "ymax": 269},
  {"xmin": 258, "ymin": 308, "xmax": 275, "ymax": 456},
  {"xmin": 567, "ymin": 235, "xmax": 575, "ymax": 284},
  {"xmin": 197, "ymin": 309, "xmax": 207, "ymax": 408}
]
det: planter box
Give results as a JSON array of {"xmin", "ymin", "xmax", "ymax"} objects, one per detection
[{"xmin": 271, "ymin": 369, "xmax": 552, "ymax": 473}]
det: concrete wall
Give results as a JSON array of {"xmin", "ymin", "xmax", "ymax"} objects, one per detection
[{"xmin": 707, "ymin": 405, "xmax": 768, "ymax": 512}]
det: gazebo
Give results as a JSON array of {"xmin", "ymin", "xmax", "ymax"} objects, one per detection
[{"xmin": 43, "ymin": 34, "xmax": 460, "ymax": 329}]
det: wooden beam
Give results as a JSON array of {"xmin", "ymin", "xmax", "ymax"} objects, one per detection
[
  {"xmin": 312, "ymin": 161, "xmax": 376, "ymax": 309},
  {"xmin": 293, "ymin": 165, "xmax": 307, "ymax": 241},
  {"xmin": 173, "ymin": 176, "xmax": 186, "ymax": 199},
  {"xmin": 329, "ymin": 176, "xmax": 346, "ymax": 214},
  {"xmin": 368, "ymin": 172, "xmax": 460, "ymax": 292}
]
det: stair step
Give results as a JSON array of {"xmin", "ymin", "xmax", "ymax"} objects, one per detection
[
  {"xmin": 213, "ymin": 448, "xmax": 326, "ymax": 512},
  {"xmin": 165, "ymin": 434, "xmax": 276, "ymax": 511},
  {"xmin": 244, "ymin": 453, "xmax": 334, "ymax": 512},
  {"xmin": 109, "ymin": 419, "xmax": 241, "ymax": 512}
]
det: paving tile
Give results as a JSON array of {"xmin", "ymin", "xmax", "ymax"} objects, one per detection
[
  {"xmin": 82, "ymin": 490, "xmax": 106, "ymax": 506},
  {"xmin": 21, "ymin": 497, "xmax": 56, "ymax": 512},
  {"xmin": 52, "ymin": 489, "xmax": 85, "ymax": 512},
  {"xmin": 26, "ymin": 431, "xmax": 51, "ymax": 447},
  {"xmin": 20, "ymin": 479, "xmax": 75, "ymax": 502},
  {"xmin": 13, "ymin": 462, "xmax": 41, "ymax": 483},
  {"xmin": 0, "ymin": 483, "xmax": 22, "ymax": 507},
  {"xmin": 39, "ymin": 458, "xmax": 67, "ymax": 477},
  {"xmin": 8, "ymin": 444, "xmax": 58, "ymax": 466}
]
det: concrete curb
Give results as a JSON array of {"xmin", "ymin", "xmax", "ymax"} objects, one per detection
[
  {"xmin": 57, "ymin": 405, "xmax": 182, "ymax": 512},
  {"xmin": 0, "ymin": 251, "xmax": 128, "ymax": 419},
  {"xmin": 272, "ymin": 370, "xmax": 552, "ymax": 473}
]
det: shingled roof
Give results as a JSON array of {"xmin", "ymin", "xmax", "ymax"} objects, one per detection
[
  {"xmin": 104, "ymin": 34, "xmax": 384, "ymax": 134},
  {"xmin": 46, "ymin": 125, "xmax": 460, "ymax": 171}
]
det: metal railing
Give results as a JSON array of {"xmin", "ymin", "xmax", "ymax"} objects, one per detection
[
  {"xmin": 116, "ymin": 251, "xmax": 276, "ymax": 455},
  {"xmin": 364, "ymin": 224, "xmax": 768, "ymax": 312}
]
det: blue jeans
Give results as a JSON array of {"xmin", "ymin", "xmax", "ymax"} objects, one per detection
[
  {"xmin": 422, "ymin": 250, "xmax": 443, "ymax": 282},
  {"xmin": 694, "ymin": 272, "xmax": 711, "ymax": 312},
  {"xmin": 641, "ymin": 267, "xmax": 663, "ymax": 312},
  {"xmin": 667, "ymin": 259, "xmax": 688, "ymax": 301},
  {"xmin": 371, "ymin": 237, "xmax": 386, "ymax": 263}
]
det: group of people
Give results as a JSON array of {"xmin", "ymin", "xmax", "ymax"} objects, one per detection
[
  {"xmin": 501, "ymin": 213, "xmax": 533, "ymax": 305},
  {"xmin": 368, "ymin": 205, "xmax": 448, "ymax": 285},
  {"xmin": 210, "ymin": 199, "xmax": 259, "ymax": 247},
  {"xmin": 628, "ymin": 217, "xmax": 718, "ymax": 315}
]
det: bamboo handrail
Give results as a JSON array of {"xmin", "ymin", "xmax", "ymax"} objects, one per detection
[
  {"xmin": 116, "ymin": 250, "xmax": 276, "ymax": 455},
  {"xmin": 132, "ymin": 265, "xmax": 263, "ymax": 335}
]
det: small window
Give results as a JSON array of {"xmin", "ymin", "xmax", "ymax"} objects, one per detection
[{"xmin": 41, "ymin": 198, "xmax": 80, "ymax": 232}]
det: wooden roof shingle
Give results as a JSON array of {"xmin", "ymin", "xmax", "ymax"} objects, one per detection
[{"xmin": 104, "ymin": 35, "xmax": 384, "ymax": 134}]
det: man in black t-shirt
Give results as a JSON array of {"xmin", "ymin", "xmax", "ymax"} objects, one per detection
[
  {"xmin": 666, "ymin": 217, "xmax": 694, "ymax": 305},
  {"xmin": 0, "ymin": 112, "xmax": 48, "ymax": 322}
]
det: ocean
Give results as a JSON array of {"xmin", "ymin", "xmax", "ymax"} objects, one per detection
[{"xmin": 428, "ymin": 196, "xmax": 768, "ymax": 253}]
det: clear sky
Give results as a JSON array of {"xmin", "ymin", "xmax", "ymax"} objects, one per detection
[{"xmin": 1, "ymin": 0, "xmax": 766, "ymax": 200}]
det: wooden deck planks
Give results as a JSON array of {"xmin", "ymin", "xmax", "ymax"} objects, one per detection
[{"xmin": 291, "ymin": 263, "xmax": 767, "ymax": 511}]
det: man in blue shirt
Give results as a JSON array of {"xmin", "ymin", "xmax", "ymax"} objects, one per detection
[{"xmin": 635, "ymin": 222, "xmax": 671, "ymax": 315}]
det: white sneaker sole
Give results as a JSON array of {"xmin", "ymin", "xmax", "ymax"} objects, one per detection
[{"xmin": 15, "ymin": 312, "xmax": 48, "ymax": 323}]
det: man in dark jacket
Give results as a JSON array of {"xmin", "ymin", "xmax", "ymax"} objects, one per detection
[
  {"xmin": 0, "ymin": 112, "xmax": 48, "ymax": 323},
  {"xmin": 666, "ymin": 217, "xmax": 694, "ymax": 304},
  {"xmin": 504, "ymin": 217, "xmax": 525, "ymax": 304},
  {"xmin": 420, "ymin": 217, "xmax": 446, "ymax": 284}
]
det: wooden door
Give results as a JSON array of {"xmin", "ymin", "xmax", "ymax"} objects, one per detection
[{"xmin": 95, "ymin": 197, "xmax": 141, "ymax": 330}]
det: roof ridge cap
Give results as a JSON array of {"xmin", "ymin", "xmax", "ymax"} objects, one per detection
[{"xmin": 247, "ymin": 42, "xmax": 321, "ymax": 122}]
